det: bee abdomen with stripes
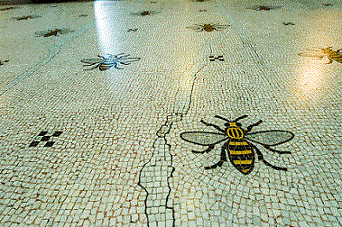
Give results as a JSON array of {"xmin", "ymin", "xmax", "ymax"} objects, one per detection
[{"xmin": 228, "ymin": 139, "xmax": 254, "ymax": 174}]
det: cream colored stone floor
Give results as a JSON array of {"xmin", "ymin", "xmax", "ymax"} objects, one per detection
[{"xmin": 0, "ymin": 0, "xmax": 342, "ymax": 226}]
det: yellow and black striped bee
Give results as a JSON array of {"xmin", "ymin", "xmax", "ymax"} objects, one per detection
[
  {"xmin": 81, "ymin": 53, "xmax": 140, "ymax": 71},
  {"xmin": 299, "ymin": 47, "xmax": 342, "ymax": 64},
  {"xmin": 180, "ymin": 115, "xmax": 294, "ymax": 175}
]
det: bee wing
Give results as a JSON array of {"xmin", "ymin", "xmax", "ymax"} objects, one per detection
[
  {"xmin": 180, "ymin": 131, "xmax": 228, "ymax": 146},
  {"xmin": 245, "ymin": 130, "xmax": 294, "ymax": 146},
  {"xmin": 35, "ymin": 31, "xmax": 48, "ymax": 36},
  {"xmin": 298, "ymin": 52, "xmax": 324, "ymax": 59},
  {"xmin": 30, "ymin": 15, "xmax": 41, "ymax": 19},
  {"xmin": 81, "ymin": 59, "xmax": 103, "ymax": 65},
  {"xmin": 119, "ymin": 57, "xmax": 141, "ymax": 64},
  {"xmin": 186, "ymin": 25, "xmax": 202, "ymax": 31},
  {"xmin": 59, "ymin": 28, "xmax": 75, "ymax": 34},
  {"xmin": 11, "ymin": 16, "xmax": 23, "ymax": 20},
  {"xmin": 215, "ymin": 24, "xmax": 230, "ymax": 29}
]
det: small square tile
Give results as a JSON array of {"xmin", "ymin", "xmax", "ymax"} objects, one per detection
[
  {"xmin": 52, "ymin": 131, "xmax": 63, "ymax": 137},
  {"xmin": 41, "ymin": 136, "xmax": 50, "ymax": 141},
  {"xmin": 29, "ymin": 141, "xmax": 39, "ymax": 147},
  {"xmin": 38, "ymin": 131, "xmax": 48, "ymax": 136},
  {"xmin": 44, "ymin": 141, "xmax": 54, "ymax": 147}
]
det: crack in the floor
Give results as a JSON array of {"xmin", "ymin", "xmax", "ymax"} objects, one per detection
[{"xmin": 138, "ymin": 44, "xmax": 211, "ymax": 226}]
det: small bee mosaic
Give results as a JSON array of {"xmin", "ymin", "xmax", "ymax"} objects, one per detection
[
  {"xmin": 0, "ymin": 60, "xmax": 9, "ymax": 66},
  {"xmin": 181, "ymin": 115, "xmax": 294, "ymax": 175},
  {"xmin": 131, "ymin": 11, "xmax": 158, "ymax": 17},
  {"xmin": 81, "ymin": 53, "xmax": 140, "ymax": 71},
  {"xmin": 186, "ymin": 23, "xmax": 230, "ymax": 32},
  {"xmin": 12, "ymin": 15, "xmax": 41, "ymax": 21},
  {"xmin": 299, "ymin": 47, "xmax": 342, "ymax": 64},
  {"xmin": 283, "ymin": 22, "xmax": 295, "ymax": 26},
  {"xmin": 250, "ymin": 5, "xmax": 281, "ymax": 11},
  {"xmin": 35, "ymin": 28, "xmax": 75, "ymax": 37},
  {"xmin": 128, "ymin": 28, "xmax": 138, "ymax": 32}
]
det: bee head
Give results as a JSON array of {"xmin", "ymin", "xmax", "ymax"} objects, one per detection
[
  {"xmin": 215, "ymin": 115, "xmax": 247, "ymax": 127},
  {"xmin": 224, "ymin": 122, "xmax": 241, "ymax": 128},
  {"xmin": 214, "ymin": 115, "xmax": 247, "ymax": 139}
]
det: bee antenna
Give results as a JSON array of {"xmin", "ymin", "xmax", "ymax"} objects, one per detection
[
  {"xmin": 234, "ymin": 115, "xmax": 248, "ymax": 122},
  {"xmin": 214, "ymin": 115, "xmax": 230, "ymax": 122}
]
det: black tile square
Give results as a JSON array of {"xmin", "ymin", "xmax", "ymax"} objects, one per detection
[
  {"xmin": 38, "ymin": 131, "xmax": 48, "ymax": 136},
  {"xmin": 29, "ymin": 141, "xmax": 39, "ymax": 147},
  {"xmin": 41, "ymin": 136, "xmax": 50, "ymax": 141},
  {"xmin": 209, "ymin": 55, "xmax": 224, "ymax": 62},
  {"xmin": 52, "ymin": 131, "xmax": 63, "ymax": 137},
  {"xmin": 44, "ymin": 141, "xmax": 54, "ymax": 147}
]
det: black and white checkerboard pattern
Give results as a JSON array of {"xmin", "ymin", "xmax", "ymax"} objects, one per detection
[
  {"xmin": 29, "ymin": 130, "xmax": 63, "ymax": 147},
  {"xmin": 209, "ymin": 55, "xmax": 225, "ymax": 62}
]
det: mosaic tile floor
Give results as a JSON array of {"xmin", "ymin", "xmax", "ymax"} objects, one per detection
[{"xmin": 0, "ymin": 0, "xmax": 342, "ymax": 226}]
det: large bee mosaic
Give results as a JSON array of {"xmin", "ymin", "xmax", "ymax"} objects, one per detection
[
  {"xmin": 299, "ymin": 47, "xmax": 342, "ymax": 64},
  {"xmin": 181, "ymin": 115, "xmax": 294, "ymax": 175},
  {"xmin": 81, "ymin": 53, "xmax": 140, "ymax": 71},
  {"xmin": 35, "ymin": 28, "xmax": 75, "ymax": 37},
  {"xmin": 186, "ymin": 23, "xmax": 230, "ymax": 32}
]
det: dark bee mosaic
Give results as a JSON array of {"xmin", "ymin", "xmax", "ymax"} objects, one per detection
[
  {"xmin": 181, "ymin": 115, "xmax": 294, "ymax": 175},
  {"xmin": 0, "ymin": 7, "xmax": 18, "ymax": 11},
  {"xmin": 127, "ymin": 28, "xmax": 138, "ymax": 32},
  {"xmin": 283, "ymin": 22, "xmax": 295, "ymax": 26},
  {"xmin": 81, "ymin": 53, "xmax": 140, "ymax": 71},
  {"xmin": 250, "ymin": 6, "xmax": 281, "ymax": 11},
  {"xmin": 186, "ymin": 23, "xmax": 230, "ymax": 32},
  {"xmin": 299, "ymin": 47, "xmax": 342, "ymax": 64},
  {"xmin": 35, "ymin": 28, "xmax": 75, "ymax": 37},
  {"xmin": 131, "ymin": 11, "xmax": 158, "ymax": 17},
  {"xmin": 12, "ymin": 15, "xmax": 41, "ymax": 21},
  {"xmin": 0, "ymin": 60, "xmax": 9, "ymax": 66}
]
